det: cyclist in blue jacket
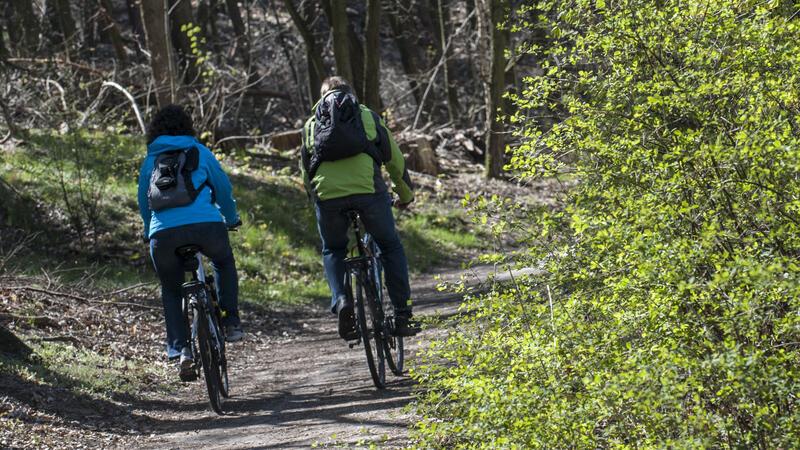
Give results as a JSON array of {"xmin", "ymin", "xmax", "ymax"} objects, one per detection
[{"xmin": 137, "ymin": 105, "xmax": 244, "ymax": 380}]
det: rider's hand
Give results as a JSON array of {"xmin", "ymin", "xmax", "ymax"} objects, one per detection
[
  {"xmin": 395, "ymin": 199, "xmax": 413, "ymax": 210},
  {"xmin": 227, "ymin": 219, "xmax": 243, "ymax": 231}
]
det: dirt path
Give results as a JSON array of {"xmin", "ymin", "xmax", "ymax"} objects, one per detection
[{"xmin": 134, "ymin": 266, "xmax": 492, "ymax": 450}]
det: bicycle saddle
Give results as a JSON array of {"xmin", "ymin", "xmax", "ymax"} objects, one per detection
[{"xmin": 176, "ymin": 245, "xmax": 201, "ymax": 271}]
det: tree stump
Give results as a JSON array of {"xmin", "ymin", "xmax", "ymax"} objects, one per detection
[
  {"xmin": 271, "ymin": 129, "xmax": 302, "ymax": 151},
  {"xmin": 402, "ymin": 136, "xmax": 440, "ymax": 176}
]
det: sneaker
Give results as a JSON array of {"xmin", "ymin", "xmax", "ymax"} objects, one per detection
[
  {"xmin": 336, "ymin": 297, "xmax": 358, "ymax": 340},
  {"xmin": 224, "ymin": 324, "xmax": 245, "ymax": 342},
  {"xmin": 393, "ymin": 314, "xmax": 421, "ymax": 337},
  {"xmin": 178, "ymin": 349, "xmax": 197, "ymax": 382}
]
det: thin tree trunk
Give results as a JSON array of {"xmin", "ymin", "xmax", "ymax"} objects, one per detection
[
  {"xmin": 47, "ymin": 0, "xmax": 78, "ymax": 53},
  {"xmin": 141, "ymin": 0, "xmax": 178, "ymax": 107},
  {"xmin": 4, "ymin": 3, "xmax": 20, "ymax": 56},
  {"xmin": 169, "ymin": 0, "xmax": 200, "ymax": 83},
  {"xmin": 126, "ymin": 0, "xmax": 146, "ymax": 48},
  {"xmin": 82, "ymin": 0, "xmax": 97, "ymax": 54},
  {"xmin": 99, "ymin": 0, "xmax": 129, "ymax": 65},
  {"xmin": 436, "ymin": 0, "xmax": 460, "ymax": 124},
  {"xmin": 10, "ymin": 0, "xmax": 40, "ymax": 54},
  {"xmin": 197, "ymin": 0, "xmax": 220, "ymax": 46},
  {"xmin": 0, "ymin": 18, "xmax": 6, "ymax": 60},
  {"xmin": 322, "ymin": 0, "xmax": 364, "ymax": 96},
  {"xmin": 484, "ymin": 0, "xmax": 506, "ymax": 179},
  {"xmin": 329, "ymin": 0, "xmax": 353, "ymax": 84},
  {"xmin": 224, "ymin": 0, "xmax": 251, "ymax": 70},
  {"xmin": 363, "ymin": 0, "xmax": 381, "ymax": 111},
  {"xmin": 387, "ymin": 1, "xmax": 421, "ymax": 105},
  {"xmin": 283, "ymin": 0, "xmax": 326, "ymax": 104}
]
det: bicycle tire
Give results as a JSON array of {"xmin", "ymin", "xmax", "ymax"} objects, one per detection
[
  {"xmin": 370, "ymin": 242, "xmax": 404, "ymax": 376},
  {"xmin": 209, "ymin": 310, "xmax": 230, "ymax": 398},
  {"xmin": 196, "ymin": 310, "xmax": 224, "ymax": 414},
  {"xmin": 353, "ymin": 269, "xmax": 386, "ymax": 389},
  {"xmin": 207, "ymin": 285, "xmax": 230, "ymax": 398}
]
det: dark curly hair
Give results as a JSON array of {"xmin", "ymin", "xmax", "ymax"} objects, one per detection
[{"xmin": 146, "ymin": 104, "xmax": 195, "ymax": 144}]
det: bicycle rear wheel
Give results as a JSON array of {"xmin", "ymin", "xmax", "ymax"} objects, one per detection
[
  {"xmin": 196, "ymin": 310, "xmax": 224, "ymax": 414},
  {"xmin": 209, "ymin": 310, "xmax": 230, "ymax": 398},
  {"xmin": 207, "ymin": 285, "xmax": 230, "ymax": 398},
  {"xmin": 353, "ymin": 270, "xmax": 386, "ymax": 389}
]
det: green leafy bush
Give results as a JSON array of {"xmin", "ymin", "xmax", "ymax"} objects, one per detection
[{"xmin": 412, "ymin": 1, "xmax": 800, "ymax": 447}]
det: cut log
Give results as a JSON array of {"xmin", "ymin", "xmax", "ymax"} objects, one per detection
[
  {"xmin": 402, "ymin": 136, "xmax": 440, "ymax": 176},
  {"xmin": 271, "ymin": 129, "xmax": 302, "ymax": 151}
]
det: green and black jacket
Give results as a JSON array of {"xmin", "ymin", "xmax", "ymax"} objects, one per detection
[{"xmin": 301, "ymin": 103, "xmax": 415, "ymax": 203}]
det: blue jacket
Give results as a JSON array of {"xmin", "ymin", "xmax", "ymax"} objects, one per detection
[{"xmin": 137, "ymin": 135, "xmax": 239, "ymax": 238}]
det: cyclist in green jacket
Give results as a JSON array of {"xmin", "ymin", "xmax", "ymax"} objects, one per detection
[{"xmin": 301, "ymin": 76, "xmax": 419, "ymax": 340}]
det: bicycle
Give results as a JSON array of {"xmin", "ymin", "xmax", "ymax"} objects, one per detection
[
  {"xmin": 177, "ymin": 244, "xmax": 230, "ymax": 414},
  {"xmin": 343, "ymin": 209, "xmax": 404, "ymax": 389}
]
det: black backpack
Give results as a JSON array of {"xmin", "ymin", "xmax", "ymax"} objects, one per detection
[
  {"xmin": 147, "ymin": 148, "xmax": 204, "ymax": 211},
  {"xmin": 307, "ymin": 90, "xmax": 387, "ymax": 179}
]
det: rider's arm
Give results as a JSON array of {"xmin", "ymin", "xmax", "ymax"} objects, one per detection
[
  {"xmin": 137, "ymin": 157, "xmax": 153, "ymax": 238},
  {"xmin": 202, "ymin": 147, "xmax": 240, "ymax": 226},
  {"xmin": 377, "ymin": 118, "xmax": 415, "ymax": 205}
]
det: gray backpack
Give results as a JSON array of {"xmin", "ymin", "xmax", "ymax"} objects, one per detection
[{"xmin": 147, "ymin": 148, "xmax": 204, "ymax": 211}]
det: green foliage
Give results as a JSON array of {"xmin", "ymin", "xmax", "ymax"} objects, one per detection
[{"xmin": 413, "ymin": 1, "xmax": 800, "ymax": 447}]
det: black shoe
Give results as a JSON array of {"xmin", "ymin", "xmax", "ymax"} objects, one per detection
[
  {"xmin": 336, "ymin": 297, "xmax": 358, "ymax": 340},
  {"xmin": 393, "ymin": 315, "xmax": 421, "ymax": 337},
  {"xmin": 178, "ymin": 349, "xmax": 197, "ymax": 382}
]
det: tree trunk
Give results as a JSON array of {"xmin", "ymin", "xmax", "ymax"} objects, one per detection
[
  {"xmin": 484, "ymin": 0, "xmax": 506, "ymax": 179},
  {"xmin": 82, "ymin": 0, "xmax": 97, "ymax": 54},
  {"xmin": 197, "ymin": 0, "xmax": 220, "ymax": 46},
  {"xmin": 224, "ymin": 0, "xmax": 251, "ymax": 70},
  {"xmin": 99, "ymin": 0, "xmax": 129, "ymax": 65},
  {"xmin": 10, "ymin": 0, "xmax": 40, "ymax": 54},
  {"xmin": 387, "ymin": 1, "xmax": 421, "ymax": 105},
  {"xmin": 322, "ymin": 0, "xmax": 364, "ymax": 96},
  {"xmin": 329, "ymin": 0, "xmax": 353, "ymax": 84},
  {"xmin": 126, "ymin": 0, "xmax": 146, "ymax": 48},
  {"xmin": 363, "ymin": 0, "xmax": 381, "ymax": 111},
  {"xmin": 435, "ymin": 0, "xmax": 460, "ymax": 124},
  {"xmin": 46, "ymin": 0, "xmax": 78, "ymax": 53},
  {"xmin": 141, "ymin": 0, "xmax": 178, "ymax": 107},
  {"xmin": 283, "ymin": 0, "xmax": 326, "ymax": 104},
  {"xmin": 0, "ymin": 18, "xmax": 6, "ymax": 60},
  {"xmin": 169, "ymin": 0, "xmax": 200, "ymax": 83},
  {"xmin": 4, "ymin": 3, "xmax": 20, "ymax": 56}
]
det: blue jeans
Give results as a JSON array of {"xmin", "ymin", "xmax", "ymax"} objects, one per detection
[
  {"xmin": 315, "ymin": 192, "xmax": 412, "ymax": 315},
  {"xmin": 150, "ymin": 221, "xmax": 240, "ymax": 359}
]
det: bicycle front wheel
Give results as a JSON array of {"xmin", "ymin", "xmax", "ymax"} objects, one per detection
[
  {"xmin": 196, "ymin": 311, "xmax": 224, "ymax": 414},
  {"xmin": 353, "ymin": 270, "xmax": 386, "ymax": 389}
]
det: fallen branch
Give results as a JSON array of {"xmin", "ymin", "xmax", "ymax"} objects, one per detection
[
  {"xmin": 35, "ymin": 335, "xmax": 82, "ymax": 346},
  {"xmin": 92, "ymin": 282, "xmax": 156, "ymax": 301},
  {"xmin": 0, "ymin": 313, "xmax": 61, "ymax": 328},
  {"xmin": 7, "ymin": 58, "xmax": 105, "ymax": 75},
  {"xmin": 101, "ymin": 81, "xmax": 146, "ymax": 134},
  {"xmin": 6, "ymin": 286, "xmax": 91, "ymax": 303}
]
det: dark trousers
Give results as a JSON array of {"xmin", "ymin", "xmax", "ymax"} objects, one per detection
[
  {"xmin": 150, "ymin": 221, "xmax": 240, "ymax": 358},
  {"xmin": 315, "ymin": 192, "xmax": 412, "ymax": 315}
]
